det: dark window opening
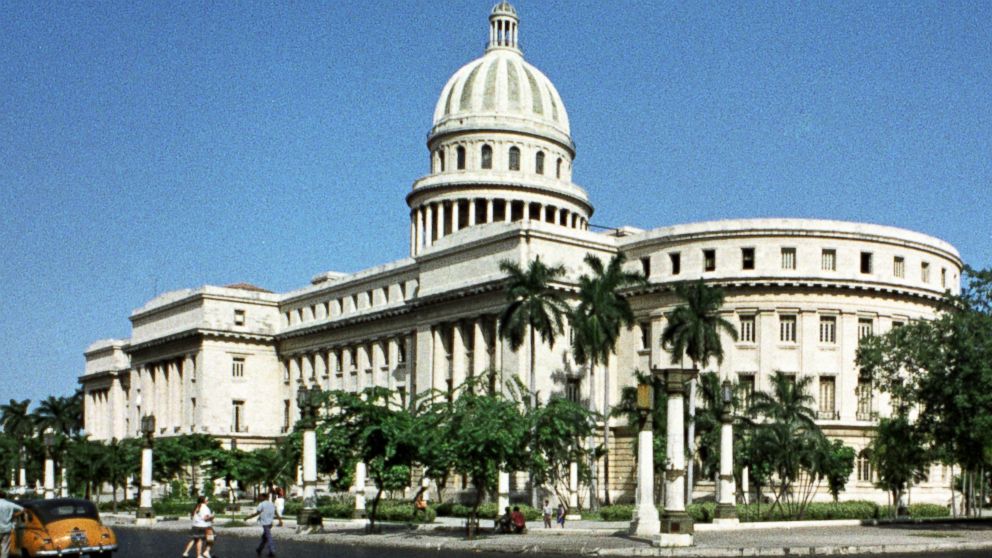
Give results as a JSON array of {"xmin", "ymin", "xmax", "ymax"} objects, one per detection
[
  {"xmin": 535, "ymin": 151, "xmax": 545, "ymax": 174},
  {"xmin": 508, "ymin": 146, "xmax": 520, "ymax": 171},
  {"xmin": 481, "ymin": 145, "xmax": 493, "ymax": 169},
  {"xmin": 703, "ymin": 249, "xmax": 716, "ymax": 272},
  {"xmin": 670, "ymin": 252, "xmax": 681, "ymax": 275},
  {"xmin": 861, "ymin": 252, "xmax": 873, "ymax": 274},
  {"xmin": 742, "ymin": 247, "xmax": 755, "ymax": 270},
  {"xmin": 456, "ymin": 146, "xmax": 466, "ymax": 170}
]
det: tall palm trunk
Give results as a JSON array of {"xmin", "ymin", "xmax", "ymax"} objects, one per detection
[
  {"xmin": 602, "ymin": 358, "xmax": 611, "ymax": 505},
  {"xmin": 530, "ymin": 324, "xmax": 538, "ymax": 507}
]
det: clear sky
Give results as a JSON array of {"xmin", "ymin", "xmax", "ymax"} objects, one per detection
[{"xmin": 2, "ymin": 1, "xmax": 990, "ymax": 407}]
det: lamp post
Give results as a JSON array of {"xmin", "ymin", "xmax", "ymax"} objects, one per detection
[
  {"xmin": 714, "ymin": 379, "xmax": 738, "ymax": 525},
  {"xmin": 43, "ymin": 430, "xmax": 55, "ymax": 500},
  {"xmin": 657, "ymin": 367, "xmax": 696, "ymax": 547},
  {"xmin": 136, "ymin": 415, "xmax": 156, "ymax": 525},
  {"xmin": 629, "ymin": 381, "xmax": 661, "ymax": 538},
  {"xmin": 297, "ymin": 386, "xmax": 323, "ymax": 531}
]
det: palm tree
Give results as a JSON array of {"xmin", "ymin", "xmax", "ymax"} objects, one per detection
[
  {"xmin": 570, "ymin": 253, "xmax": 645, "ymax": 505},
  {"xmin": 498, "ymin": 256, "xmax": 570, "ymax": 505},
  {"xmin": 660, "ymin": 280, "xmax": 737, "ymax": 503},
  {"xmin": 1, "ymin": 399, "xmax": 34, "ymax": 487},
  {"xmin": 498, "ymin": 256, "xmax": 570, "ymax": 405},
  {"xmin": 35, "ymin": 395, "xmax": 77, "ymax": 436}
]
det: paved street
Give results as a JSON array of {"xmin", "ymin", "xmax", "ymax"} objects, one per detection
[{"xmin": 113, "ymin": 518, "xmax": 992, "ymax": 558}]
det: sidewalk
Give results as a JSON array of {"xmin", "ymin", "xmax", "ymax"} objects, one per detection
[{"xmin": 108, "ymin": 513, "xmax": 992, "ymax": 557}]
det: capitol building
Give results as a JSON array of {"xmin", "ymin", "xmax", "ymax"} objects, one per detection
[{"xmin": 80, "ymin": 3, "xmax": 962, "ymax": 504}]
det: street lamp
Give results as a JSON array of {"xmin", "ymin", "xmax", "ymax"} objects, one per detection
[
  {"xmin": 136, "ymin": 415, "xmax": 156, "ymax": 525},
  {"xmin": 629, "ymin": 380, "xmax": 661, "ymax": 538},
  {"xmin": 43, "ymin": 430, "xmax": 55, "ymax": 499},
  {"xmin": 296, "ymin": 386, "xmax": 322, "ymax": 531},
  {"xmin": 714, "ymin": 379, "xmax": 738, "ymax": 524}
]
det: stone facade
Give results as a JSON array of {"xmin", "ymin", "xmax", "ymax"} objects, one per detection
[{"xmin": 80, "ymin": 3, "xmax": 962, "ymax": 504}]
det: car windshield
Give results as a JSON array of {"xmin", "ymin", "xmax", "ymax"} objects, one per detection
[{"xmin": 27, "ymin": 499, "xmax": 99, "ymax": 523}]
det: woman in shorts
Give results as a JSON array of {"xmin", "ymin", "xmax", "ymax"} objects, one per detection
[{"xmin": 182, "ymin": 496, "xmax": 214, "ymax": 558}]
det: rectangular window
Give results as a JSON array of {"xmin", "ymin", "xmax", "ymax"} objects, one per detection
[
  {"xmin": 737, "ymin": 374, "xmax": 755, "ymax": 410},
  {"xmin": 282, "ymin": 400, "xmax": 290, "ymax": 433},
  {"xmin": 779, "ymin": 315, "xmax": 797, "ymax": 343},
  {"xmin": 861, "ymin": 252, "xmax": 873, "ymax": 274},
  {"xmin": 232, "ymin": 400, "xmax": 246, "ymax": 433},
  {"xmin": 858, "ymin": 318, "xmax": 873, "ymax": 340},
  {"xmin": 921, "ymin": 262, "xmax": 930, "ymax": 283},
  {"xmin": 397, "ymin": 341, "xmax": 407, "ymax": 365},
  {"xmin": 892, "ymin": 320, "xmax": 905, "ymax": 329},
  {"xmin": 234, "ymin": 309, "xmax": 246, "ymax": 326},
  {"xmin": 856, "ymin": 380, "xmax": 873, "ymax": 420},
  {"xmin": 639, "ymin": 322, "xmax": 651, "ymax": 350},
  {"xmin": 893, "ymin": 256, "xmax": 905, "ymax": 278},
  {"xmin": 741, "ymin": 247, "xmax": 755, "ymax": 270},
  {"xmin": 819, "ymin": 316, "xmax": 836, "ymax": 344},
  {"xmin": 821, "ymin": 249, "xmax": 836, "ymax": 271},
  {"xmin": 739, "ymin": 315, "xmax": 755, "ymax": 343},
  {"xmin": 941, "ymin": 268, "xmax": 947, "ymax": 288},
  {"xmin": 232, "ymin": 357, "xmax": 245, "ymax": 378},
  {"xmin": 640, "ymin": 257, "xmax": 651, "ymax": 278},
  {"xmin": 818, "ymin": 376, "xmax": 836, "ymax": 417},
  {"xmin": 703, "ymin": 249, "xmax": 716, "ymax": 272},
  {"xmin": 670, "ymin": 252, "xmax": 681, "ymax": 275},
  {"xmin": 565, "ymin": 377, "xmax": 581, "ymax": 403},
  {"xmin": 781, "ymin": 247, "xmax": 796, "ymax": 270}
]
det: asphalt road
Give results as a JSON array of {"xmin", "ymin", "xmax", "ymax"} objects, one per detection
[{"xmin": 114, "ymin": 527, "xmax": 992, "ymax": 558}]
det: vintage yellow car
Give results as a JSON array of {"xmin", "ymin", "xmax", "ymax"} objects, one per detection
[{"xmin": 11, "ymin": 498, "xmax": 117, "ymax": 557}]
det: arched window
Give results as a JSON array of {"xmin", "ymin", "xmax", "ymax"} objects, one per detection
[
  {"xmin": 856, "ymin": 450, "xmax": 873, "ymax": 482},
  {"xmin": 556, "ymin": 158, "xmax": 563, "ymax": 178},
  {"xmin": 481, "ymin": 145, "xmax": 493, "ymax": 169},
  {"xmin": 456, "ymin": 146, "xmax": 466, "ymax": 170},
  {"xmin": 535, "ymin": 151, "xmax": 545, "ymax": 174},
  {"xmin": 508, "ymin": 146, "xmax": 520, "ymax": 171},
  {"xmin": 437, "ymin": 149, "xmax": 445, "ymax": 172}
]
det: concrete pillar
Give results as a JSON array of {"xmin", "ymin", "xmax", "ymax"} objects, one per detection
[
  {"xmin": 452, "ymin": 199, "xmax": 460, "ymax": 232},
  {"xmin": 437, "ymin": 202, "xmax": 446, "ymax": 240},
  {"xmin": 714, "ymin": 411, "xmax": 738, "ymax": 524},
  {"xmin": 137, "ymin": 445, "xmax": 155, "ymax": 525},
  {"xmin": 486, "ymin": 198, "xmax": 494, "ymax": 223},
  {"xmin": 452, "ymin": 322, "xmax": 466, "ymax": 390},
  {"xmin": 497, "ymin": 471, "xmax": 510, "ymax": 513},
  {"xmin": 472, "ymin": 320, "xmax": 486, "ymax": 377},
  {"xmin": 504, "ymin": 200, "xmax": 512, "ymax": 222},
  {"xmin": 432, "ymin": 326, "xmax": 445, "ymax": 393},
  {"xmin": 659, "ymin": 368, "xmax": 694, "ymax": 547},
  {"xmin": 468, "ymin": 199, "xmax": 477, "ymax": 226},
  {"xmin": 353, "ymin": 462, "xmax": 367, "ymax": 518},
  {"xmin": 629, "ymin": 408, "xmax": 660, "ymax": 537},
  {"xmin": 523, "ymin": 202, "xmax": 531, "ymax": 223},
  {"xmin": 567, "ymin": 461, "xmax": 580, "ymax": 519},
  {"xmin": 44, "ymin": 456, "xmax": 55, "ymax": 499},
  {"xmin": 302, "ymin": 428, "xmax": 318, "ymax": 511}
]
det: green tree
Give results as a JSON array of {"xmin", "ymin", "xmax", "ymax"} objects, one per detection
[
  {"xmin": 857, "ymin": 266, "xmax": 992, "ymax": 515},
  {"xmin": 410, "ymin": 391, "xmax": 458, "ymax": 503},
  {"xmin": 822, "ymin": 439, "xmax": 856, "ymax": 502},
  {"xmin": 745, "ymin": 372, "xmax": 826, "ymax": 519},
  {"xmin": 870, "ymin": 416, "xmax": 929, "ymax": 516},
  {"xmin": 530, "ymin": 395, "xmax": 597, "ymax": 507},
  {"xmin": 498, "ymin": 256, "xmax": 570, "ymax": 504},
  {"xmin": 0, "ymin": 399, "xmax": 34, "ymax": 486},
  {"xmin": 660, "ymin": 280, "xmax": 737, "ymax": 502},
  {"xmin": 570, "ymin": 252, "xmax": 644, "ymax": 505},
  {"xmin": 34, "ymin": 395, "xmax": 81, "ymax": 437},
  {"xmin": 104, "ymin": 438, "xmax": 141, "ymax": 510}
]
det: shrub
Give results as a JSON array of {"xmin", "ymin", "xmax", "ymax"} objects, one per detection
[
  {"xmin": 598, "ymin": 504, "xmax": 633, "ymax": 522},
  {"xmin": 736, "ymin": 500, "xmax": 881, "ymax": 522},
  {"xmin": 688, "ymin": 502, "xmax": 717, "ymax": 523},
  {"xmin": 908, "ymin": 503, "xmax": 950, "ymax": 518},
  {"xmin": 433, "ymin": 501, "xmax": 540, "ymax": 521}
]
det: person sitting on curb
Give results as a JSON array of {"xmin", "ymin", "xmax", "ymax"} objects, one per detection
[
  {"xmin": 510, "ymin": 506, "xmax": 527, "ymax": 534},
  {"xmin": 495, "ymin": 506, "xmax": 513, "ymax": 533}
]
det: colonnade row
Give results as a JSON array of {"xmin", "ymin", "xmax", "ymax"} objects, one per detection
[
  {"xmin": 427, "ymin": 315, "xmax": 502, "ymax": 397},
  {"xmin": 85, "ymin": 387, "xmax": 115, "ymax": 441},
  {"xmin": 133, "ymin": 355, "xmax": 196, "ymax": 436},
  {"xmin": 410, "ymin": 197, "xmax": 588, "ymax": 254}
]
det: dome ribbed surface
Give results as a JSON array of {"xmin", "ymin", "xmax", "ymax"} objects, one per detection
[{"xmin": 432, "ymin": 50, "xmax": 570, "ymax": 136}]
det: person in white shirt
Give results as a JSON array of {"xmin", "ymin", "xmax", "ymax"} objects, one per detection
[
  {"xmin": 182, "ymin": 496, "xmax": 214, "ymax": 558},
  {"xmin": 0, "ymin": 491, "xmax": 24, "ymax": 558}
]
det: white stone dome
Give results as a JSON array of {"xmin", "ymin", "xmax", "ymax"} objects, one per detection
[{"xmin": 429, "ymin": 3, "xmax": 572, "ymax": 150}]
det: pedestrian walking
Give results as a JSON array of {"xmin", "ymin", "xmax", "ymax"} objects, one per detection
[
  {"xmin": 273, "ymin": 487, "xmax": 286, "ymax": 518},
  {"xmin": 0, "ymin": 491, "xmax": 24, "ymax": 558},
  {"xmin": 246, "ymin": 493, "xmax": 283, "ymax": 557},
  {"xmin": 542, "ymin": 499, "xmax": 553, "ymax": 528},
  {"xmin": 182, "ymin": 496, "xmax": 214, "ymax": 558},
  {"xmin": 556, "ymin": 503, "xmax": 566, "ymax": 528}
]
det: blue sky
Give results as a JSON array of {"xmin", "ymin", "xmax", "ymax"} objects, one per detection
[{"xmin": 2, "ymin": 1, "xmax": 989, "ymax": 406}]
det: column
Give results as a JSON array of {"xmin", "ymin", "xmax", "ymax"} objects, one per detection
[
  {"xmin": 387, "ymin": 338, "xmax": 399, "ymax": 393},
  {"xmin": 523, "ymin": 202, "xmax": 531, "ymax": 223},
  {"xmin": 417, "ymin": 208, "xmax": 425, "ymax": 252},
  {"xmin": 660, "ymin": 368, "xmax": 694, "ymax": 546},
  {"xmin": 714, "ymin": 407, "xmax": 738, "ymax": 524},
  {"xmin": 497, "ymin": 470, "xmax": 510, "ymax": 513},
  {"xmin": 299, "ymin": 425, "xmax": 322, "ymax": 529},
  {"xmin": 504, "ymin": 200, "xmax": 512, "ymax": 222},
  {"xmin": 353, "ymin": 462, "xmax": 367, "ymax": 518},
  {"xmin": 472, "ymin": 320, "xmax": 487, "ymax": 377},
  {"xmin": 468, "ymin": 199, "xmax": 477, "ymax": 226},
  {"xmin": 328, "ymin": 351, "xmax": 340, "ymax": 390},
  {"xmin": 432, "ymin": 326, "xmax": 445, "ymax": 392},
  {"xmin": 425, "ymin": 204, "xmax": 434, "ymax": 246},
  {"xmin": 567, "ymin": 461, "xmax": 580, "ymax": 518},
  {"xmin": 44, "ymin": 448, "xmax": 55, "ymax": 499},
  {"xmin": 486, "ymin": 198, "xmax": 494, "ymax": 223},
  {"xmin": 137, "ymin": 438, "xmax": 155, "ymax": 525},
  {"xmin": 410, "ymin": 213, "xmax": 416, "ymax": 256},
  {"xmin": 451, "ymin": 322, "xmax": 466, "ymax": 390},
  {"xmin": 452, "ymin": 199, "xmax": 460, "ymax": 232},
  {"xmin": 629, "ymin": 391, "xmax": 660, "ymax": 538},
  {"xmin": 437, "ymin": 202, "xmax": 446, "ymax": 240}
]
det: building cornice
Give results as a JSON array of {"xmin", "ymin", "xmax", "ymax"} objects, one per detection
[{"xmin": 125, "ymin": 328, "xmax": 276, "ymax": 353}]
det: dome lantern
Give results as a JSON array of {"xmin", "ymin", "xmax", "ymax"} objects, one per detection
[{"xmin": 488, "ymin": 2, "xmax": 520, "ymax": 52}]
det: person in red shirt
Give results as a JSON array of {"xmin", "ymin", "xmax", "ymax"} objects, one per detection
[{"xmin": 510, "ymin": 506, "xmax": 526, "ymax": 534}]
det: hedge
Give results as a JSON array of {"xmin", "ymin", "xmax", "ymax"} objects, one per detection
[
  {"xmin": 434, "ymin": 501, "xmax": 541, "ymax": 521},
  {"xmin": 285, "ymin": 498, "xmax": 436, "ymax": 522},
  {"xmin": 597, "ymin": 500, "xmax": 951, "ymax": 523},
  {"xmin": 152, "ymin": 499, "xmax": 227, "ymax": 516}
]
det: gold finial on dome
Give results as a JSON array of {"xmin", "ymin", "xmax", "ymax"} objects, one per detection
[{"xmin": 487, "ymin": 1, "xmax": 520, "ymax": 52}]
